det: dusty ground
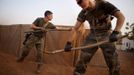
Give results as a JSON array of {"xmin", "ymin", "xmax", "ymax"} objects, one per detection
[{"xmin": 0, "ymin": 50, "xmax": 134, "ymax": 75}]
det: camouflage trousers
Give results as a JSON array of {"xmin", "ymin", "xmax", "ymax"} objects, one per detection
[
  {"xmin": 18, "ymin": 34, "xmax": 45, "ymax": 64},
  {"xmin": 74, "ymin": 31, "xmax": 120, "ymax": 75}
]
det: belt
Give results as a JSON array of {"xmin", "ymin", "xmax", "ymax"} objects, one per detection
[{"xmin": 90, "ymin": 29, "xmax": 111, "ymax": 36}]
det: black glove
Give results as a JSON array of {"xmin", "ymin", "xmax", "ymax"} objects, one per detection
[
  {"xmin": 109, "ymin": 31, "xmax": 119, "ymax": 42},
  {"xmin": 64, "ymin": 41, "xmax": 72, "ymax": 52}
]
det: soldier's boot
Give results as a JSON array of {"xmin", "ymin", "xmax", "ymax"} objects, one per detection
[
  {"xmin": 74, "ymin": 72, "xmax": 84, "ymax": 75},
  {"xmin": 16, "ymin": 56, "xmax": 25, "ymax": 62},
  {"xmin": 110, "ymin": 70, "xmax": 120, "ymax": 75},
  {"xmin": 36, "ymin": 64, "xmax": 42, "ymax": 74},
  {"xmin": 16, "ymin": 51, "xmax": 28, "ymax": 62}
]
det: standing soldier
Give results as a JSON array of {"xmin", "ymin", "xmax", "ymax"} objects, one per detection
[
  {"xmin": 64, "ymin": 0, "xmax": 125, "ymax": 75},
  {"xmin": 17, "ymin": 10, "xmax": 56, "ymax": 73}
]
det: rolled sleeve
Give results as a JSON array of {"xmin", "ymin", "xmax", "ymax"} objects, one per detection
[
  {"xmin": 32, "ymin": 18, "xmax": 40, "ymax": 26},
  {"xmin": 103, "ymin": 1, "xmax": 120, "ymax": 15},
  {"xmin": 77, "ymin": 10, "xmax": 86, "ymax": 22}
]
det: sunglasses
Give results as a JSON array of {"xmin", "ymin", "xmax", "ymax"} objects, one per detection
[{"xmin": 77, "ymin": 0, "xmax": 83, "ymax": 5}]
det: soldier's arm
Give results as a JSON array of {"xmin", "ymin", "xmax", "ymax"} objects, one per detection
[
  {"xmin": 113, "ymin": 11, "xmax": 125, "ymax": 31},
  {"xmin": 31, "ymin": 24, "xmax": 42, "ymax": 30},
  {"xmin": 48, "ymin": 23, "xmax": 56, "ymax": 29},
  {"xmin": 31, "ymin": 18, "xmax": 43, "ymax": 30},
  {"xmin": 103, "ymin": 1, "xmax": 125, "ymax": 31},
  {"xmin": 68, "ymin": 21, "xmax": 83, "ymax": 42},
  {"xmin": 67, "ymin": 10, "xmax": 85, "ymax": 42}
]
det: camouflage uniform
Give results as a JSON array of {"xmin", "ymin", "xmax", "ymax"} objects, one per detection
[
  {"xmin": 74, "ymin": 1, "xmax": 120, "ymax": 75},
  {"xmin": 18, "ymin": 17, "xmax": 56, "ymax": 65}
]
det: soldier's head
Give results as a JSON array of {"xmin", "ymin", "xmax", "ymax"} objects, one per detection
[
  {"xmin": 44, "ymin": 10, "xmax": 53, "ymax": 21},
  {"xmin": 76, "ymin": 0, "xmax": 96, "ymax": 10}
]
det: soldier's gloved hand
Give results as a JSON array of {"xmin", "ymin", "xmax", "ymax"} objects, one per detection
[
  {"xmin": 109, "ymin": 31, "xmax": 120, "ymax": 42},
  {"xmin": 64, "ymin": 41, "xmax": 72, "ymax": 52}
]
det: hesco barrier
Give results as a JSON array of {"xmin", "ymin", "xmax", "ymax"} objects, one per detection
[{"xmin": 0, "ymin": 25, "xmax": 106, "ymax": 67}]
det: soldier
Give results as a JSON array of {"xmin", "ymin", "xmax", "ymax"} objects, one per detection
[
  {"xmin": 17, "ymin": 10, "xmax": 56, "ymax": 73},
  {"xmin": 64, "ymin": 0, "xmax": 125, "ymax": 75}
]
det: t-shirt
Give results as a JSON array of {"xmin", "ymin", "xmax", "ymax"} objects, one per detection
[
  {"xmin": 32, "ymin": 17, "xmax": 56, "ymax": 37},
  {"xmin": 33, "ymin": 17, "xmax": 56, "ymax": 29},
  {"xmin": 77, "ymin": 1, "xmax": 120, "ymax": 31}
]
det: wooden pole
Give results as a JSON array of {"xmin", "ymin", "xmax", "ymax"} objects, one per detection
[{"xmin": 44, "ymin": 32, "xmax": 131, "ymax": 54}]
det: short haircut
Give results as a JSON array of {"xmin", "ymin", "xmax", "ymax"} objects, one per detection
[{"xmin": 44, "ymin": 10, "xmax": 53, "ymax": 16}]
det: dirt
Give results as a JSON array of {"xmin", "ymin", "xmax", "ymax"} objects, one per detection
[{"xmin": 0, "ymin": 50, "xmax": 134, "ymax": 75}]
